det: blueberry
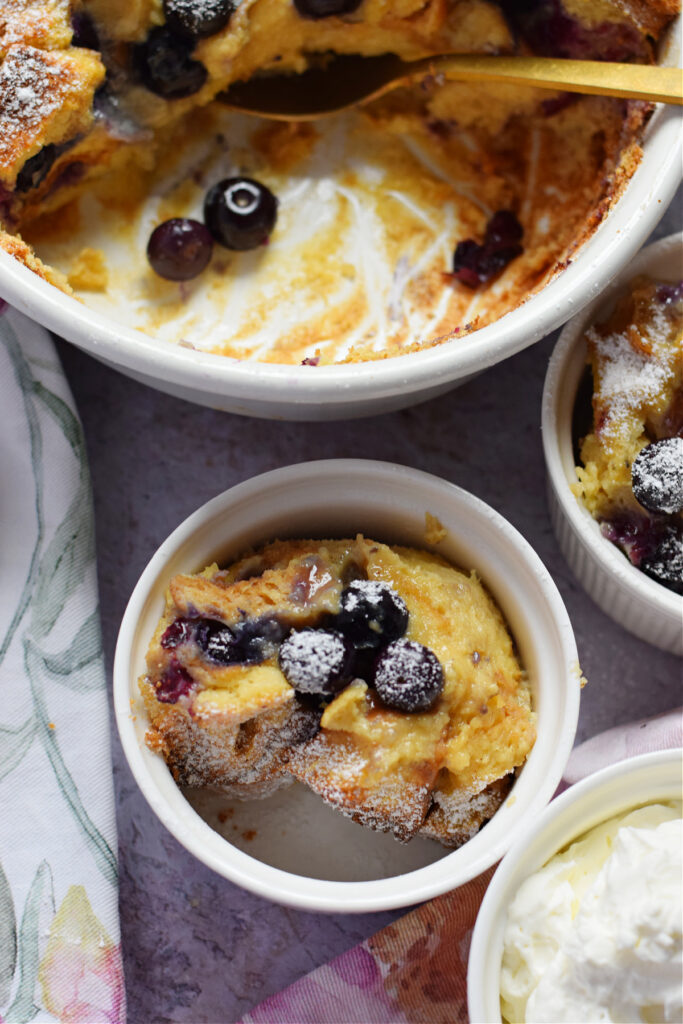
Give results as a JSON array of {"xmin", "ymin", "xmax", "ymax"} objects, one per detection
[
  {"xmin": 293, "ymin": 0, "xmax": 362, "ymax": 18},
  {"xmin": 193, "ymin": 616, "xmax": 285, "ymax": 665},
  {"xmin": 194, "ymin": 619, "xmax": 242, "ymax": 664},
  {"xmin": 451, "ymin": 210, "xmax": 523, "ymax": 288},
  {"xmin": 135, "ymin": 26, "xmax": 207, "ymax": 99},
  {"xmin": 500, "ymin": 0, "xmax": 646, "ymax": 62},
  {"xmin": 485, "ymin": 210, "xmax": 523, "ymax": 248},
  {"xmin": 631, "ymin": 438, "xmax": 683, "ymax": 516},
  {"xmin": 16, "ymin": 145, "xmax": 60, "ymax": 192},
  {"xmin": 640, "ymin": 523, "xmax": 683, "ymax": 595},
  {"xmin": 203, "ymin": 177, "xmax": 278, "ymax": 251},
  {"xmin": 71, "ymin": 12, "xmax": 100, "ymax": 50},
  {"xmin": 278, "ymin": 629, "xmax": 354, "ymax": 695},
  {"xmin": 164, "ymin": 0, "xmax": 235, "ymax": 40},
  {"xmin": 452, "ymin": 240, "xmax": 483, "ymax": 289},
  {"xmin": 336, "ymin": 580, "xmax": 409, "ymax": 650},
  {"xmin": 657, "ymin": 281, "xmax": 683, "ymax": 305},
  {"xmin": 236, "ymin": 616, "xmax": 287, "ymax": 662},
  {"xmin": 160, "ymin": 617, "xmax": 194, "ymax": 648},
  {"xmin": 155, "ymin": 659, "xmax": 195, "ymax": 702},
  {"xmin": 373, "ymin": 639, "xmax": 444, "ymax": 713},
  {"xmin": 147, "ymin": 218, "xmax": 213, "ymax": 281}
]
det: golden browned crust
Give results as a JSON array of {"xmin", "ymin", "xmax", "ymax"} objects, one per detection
[
  {"xmin": 0, "ymin": 225, "xmax": 72, "ymax": 290},
  {"xmin": 141, "ymin": 675, "xmax": 320, "ymax": 795}
]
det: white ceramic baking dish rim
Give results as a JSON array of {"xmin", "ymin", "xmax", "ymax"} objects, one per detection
[
  {"xmin": 467, "ymin": 746, "xmax": 683, "ymax": 1024},
  {"xmin": 114, "ymin": 459, "xmax": 580, "ymax": 912},
  {"xmin": 0, "ymin": 56, "xmax": 680, "ymax": 416},
  {"xmin": 541, "ymin": 232, "xmax": 683, "ymax": 655}
]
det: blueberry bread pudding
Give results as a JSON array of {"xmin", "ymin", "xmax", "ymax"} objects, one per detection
[
  {"xmin": 572, "ymin": 276, "xmax": 683, "ymax": 595},
  {"xmin": 141, "ymin": 536, "xmax": 536, "ymax": 845},
  {"xmin": 1, "ymin": 1, "xmax": 680, "ymax": 363}
]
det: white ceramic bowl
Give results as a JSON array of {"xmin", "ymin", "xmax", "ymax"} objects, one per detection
[
  {"xmin": 1, "ymin": 26, "xmax": 681, "ymax": 420},
  {"xmin": 542, "ymin": 233, "xmax": 683, "ymax": 656},
  {"xmin": 468, "ymin": 747, "xmax": 683, "ymax": 1024},
  {"xmin": 114, "ymin": 459, "xmax": 580, "ymax": 912}
]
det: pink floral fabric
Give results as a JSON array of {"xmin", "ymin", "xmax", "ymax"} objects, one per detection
[{"xmin": 243, "ymin": 709, "xmax": 682, "ymax": 1024}]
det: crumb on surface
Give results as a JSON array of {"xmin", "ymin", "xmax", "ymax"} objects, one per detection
[
  {"xmin": 68, "ymin": 246, "xmax": 108, "ymax": 291},
  {"xmin": 424, "ymin": 511, "xmax": 448, "ymax": 545}
]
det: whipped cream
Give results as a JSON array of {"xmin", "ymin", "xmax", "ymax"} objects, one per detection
[{"xmin": 500, "ymin": 801, "xmax": 683, "ymax": 1024}]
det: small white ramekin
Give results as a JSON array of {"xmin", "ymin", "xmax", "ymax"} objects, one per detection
[
  {"xmin": 114, "ymin": 459, "xmax": 580, "ymax": 912},
  {"xmin": 468, "ymin": 747, "xmax": 683, "ymax": 1024},
  {"xmin": 542, "ymin": 233, "xmax": 683, "ymax": 656}
]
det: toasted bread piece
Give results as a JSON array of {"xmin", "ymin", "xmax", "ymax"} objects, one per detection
[
  {"xmin": 288, "ymin": 730, "xmax": 436, "ymax": 842},
  {"xmin": 419, "ymin": 773, "xmax": 514, "ymax": 847}
]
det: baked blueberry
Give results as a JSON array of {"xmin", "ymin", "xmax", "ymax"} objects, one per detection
[
  {"xmin": 203, "ymin": 177, "xmax": 278, "ymax": 250},
  {"xmin": 373, "ymin": 639, "xmax": 444, "ymax": 712},
  {"xmin": 500, "ymin": 0, "xmax": 646, "ymax": 62},
  {"xmin": 16, "ymin": 145, "xmax": 60, "ymax": 192},
  {"xmin": 657, "ymin": 281, "xmax": 683, "ymax": 306},
  {"xmin": 451, "ymin": 210, "xmax": 523, "ymax": 288},
  {"xmin": 336, "ymin": 580, "xmax": 408, "ymax": 650},
  {"xmin": 155, "ymin": 659, "xmax": 195, "ymax": 702},
  {"xmin": 235, "ymin": 616, "xmax": 287, "ymax": 662},
  {"xmin": 278, "ymin": 629, "xmax": 353, "ymax": 694},
  {"xmin": 451, "ymin": 240, "xmax": 482, "ymax": 289},
  {"xmin": 71, "ymin": 12, "xmax": 100, "ymax": 50},
  {"xmin": 135, "ymin": 26, "xmax": 208, "ymax": 99},
  {"xmin": 147, "ymin": 218, "xmax": 213, "ymax": 281},
  {"xmin": 164, "ymin": 0, "xmax": 236, "ymax": 40},
  {"xmin": 640, "ymin": 523, "xmax": 683, "ymax": 595},
  {"xmin": 193, "ymin": 619, "xmax": 243, "ymax": 663},
  {"xmin": 160, "ymin": 617, "xmax": 194, "ymax": 648},
  {"xmin": 631, "ymin": 438, "xmax": 683, "ymax": 516},
  {"xmin": 293, "ymin": 0, "xmax": 363, "ymax": 19}
]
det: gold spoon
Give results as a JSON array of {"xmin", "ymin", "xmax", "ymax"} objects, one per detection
[{"xmin": 220, "ymin": 52, "xmax": 683, "ymax": 120}]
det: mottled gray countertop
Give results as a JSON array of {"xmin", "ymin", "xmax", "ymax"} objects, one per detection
[{"xmin": 55, "ymin": 191, "xmax": 681, "ymax": 1024}]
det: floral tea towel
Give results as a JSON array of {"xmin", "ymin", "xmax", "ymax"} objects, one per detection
[{"xmin": 0, "ymin": 306, "xmax": 125, "ymax": 1024}]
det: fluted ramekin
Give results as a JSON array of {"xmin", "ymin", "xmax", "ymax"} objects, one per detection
[
  {"xmin": 114, "ymin": 459, "xmax": 580, "ymax": 912},
  {"xmin": 542, "ymin": 233, "xmax": 683, "ymax": 655}
]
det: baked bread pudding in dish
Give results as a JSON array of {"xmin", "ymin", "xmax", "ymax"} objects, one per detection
[
  {"xmin": 572, "ymin": 276, "xmax": 683, "ymax": 595},
  {"xmin": 141, "ymin": 535, "xmax": 536, "ymax": 846},
  {"xmin": 0, "ymin": 0, "xmax": 680, "ymax": 364}
]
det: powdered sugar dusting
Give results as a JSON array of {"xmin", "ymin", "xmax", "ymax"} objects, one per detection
[
  {"xmin": 0, "ymin": 46, "xmax": 71, "ymax": 165},
  {"xmin": 632, "ymin": 437, "xmax": 683, "ymax": 515},
  {"xmin": 278, "ymin": 629, "xmax": 349, "ymax": 693},
  {"xmin": 588, "ymin": 311, "xmax": 675, "ymax": 442}
]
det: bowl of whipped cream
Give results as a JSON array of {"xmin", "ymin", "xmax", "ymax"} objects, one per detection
[{"xmin": 467, "ymin": 748, "xmax": 683, "ymax": 1024}]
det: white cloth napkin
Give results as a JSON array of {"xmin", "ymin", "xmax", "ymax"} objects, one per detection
[{"xmin": 0, "ymin": 306, "xmax": 125, "ymax": 1024}]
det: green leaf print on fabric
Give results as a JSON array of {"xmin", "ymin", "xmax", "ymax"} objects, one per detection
[
  {"xmin": 0, "ymin": 716, "xmax": 37, "ymax": 784},
  {"xmin": 24, "ymin": 640, "xmax": 117, "ymax": 887},
  {"xmin": 33, "ymin": 611, "xmax": 104, "ymax": 690},
  {"xmin": 6, "ymin": 861, "xmax": 54, "ymax": 1024},
  {"xmin": 0, "ymin": 324, "xmax": 46, "ymax": 669},
  {"xmin": 0, "ymin": 859, "xmax": 17, "ymax": 1008},
  {"xmin": 30, "ymin": 386, "xmax": 94, "ymax": 643},
  {"xmin": 1, "ymin": 323, "xmax": 116, "ymax": 886}
]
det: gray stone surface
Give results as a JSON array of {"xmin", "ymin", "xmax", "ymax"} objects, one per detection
[{"xmin": 55, "ymin": 190, "xmax": 681, "ymax": 1024}]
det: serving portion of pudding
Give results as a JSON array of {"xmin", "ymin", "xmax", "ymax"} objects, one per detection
[
  {"xmin": 141, "ymin": 535, "xmax": 536, "ymax": 846},
  {"xmin": 572, "ymin": 276, "xmax": 683, "ymax": 594}
]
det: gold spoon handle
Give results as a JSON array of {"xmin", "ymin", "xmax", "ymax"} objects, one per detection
[
  {"xmin": 221, "ymin": 53, "xmax": 683, "ymax": 120},
  {"xmin": 412, "ymin": 55, "xmax": 683, "ymax": 106}
]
